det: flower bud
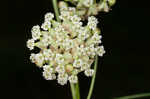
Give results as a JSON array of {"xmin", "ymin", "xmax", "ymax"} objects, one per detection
[
  {"xmin": 66, "ymin": 64, "xmax": 74, "ymax": 73},
  {"xmin": 59, "ymin": 1, "xmax": 68, "ymax": 9},
  {"xmin": 108, "ymin": 0, "xmax": 116, "ymax": 7}
]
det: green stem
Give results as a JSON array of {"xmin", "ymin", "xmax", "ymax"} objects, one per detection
[
  {"xmin": 70, "ymin": 83, "xmax": 80, "ymax": 99},
  {"xmin": 114, "ymin": 93, "xmax": 150, "ymax": 99},
  {"xmin": 87, "ymin": 55, "xmax": 98, "ymax": 99},
  {"xmin": 70, "ymin": 83, "xmax": 76, "ymax": 99},
  {"xmin": 76, "ymin": 83, "xmax": 80, "ymax": 99},
  {"xmin": 52, "ymin": 0, "xmax": 60, "ymax": 22}
]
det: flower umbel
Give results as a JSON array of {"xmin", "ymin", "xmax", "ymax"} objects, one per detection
[{"xmin": 27, "ymin": 10, "xmax": 105, "ymax": 85}]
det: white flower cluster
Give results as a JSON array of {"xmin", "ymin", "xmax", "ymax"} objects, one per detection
[{"xmin": 27, "ymin": 7, "xmax": 105, "ymax": 85}]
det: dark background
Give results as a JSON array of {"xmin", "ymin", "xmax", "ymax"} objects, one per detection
[{"xmin": 5, "ymin": 0, "xmax": 150, "ymax": 99}]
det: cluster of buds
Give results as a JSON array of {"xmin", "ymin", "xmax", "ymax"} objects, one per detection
[
  {"xmin": 27, "ymin": 7, "xmax": 105, "ymax": 85},
  {"xmin": 60, "ymin": 0, "xmax": 116, "ymax": 18}
]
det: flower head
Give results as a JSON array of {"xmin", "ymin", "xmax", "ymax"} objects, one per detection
[{"xmin": 27, "ymin": 9, "xmax": 105, "ymax": 85}]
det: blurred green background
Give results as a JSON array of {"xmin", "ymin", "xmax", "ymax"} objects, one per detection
[{"xmin": 5, "ymin": 0, "xmax": 150, "ymax": 99}]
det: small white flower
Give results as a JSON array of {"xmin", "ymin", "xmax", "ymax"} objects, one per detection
[
  {"xmin": 45, "ymin": 12, "xmax": 54, "ymax": 21},
  {"xmin": 55, "ymin": 54, "xmax": 65, "ymax": 65},
  {"xmin": 27, "ymin": 39, "xmax": 34, "ymax": 50},
  {"xmin": 84, "ymin": 69, "xmax": 94, "ymax": 77},
  {"xmin": 88, "ymin": 16, "xmax": 98, "ymax": 30},
  {"xmin": 41, "ymin": 21, "xmax": 51, "ymax": 31},
  {"xmin": 43, "ymin": 49, "xmax": 53, "ymax": 61},
  {"xmin": 59, "ymin": 11, "xmax": 70, "ymax": 20},
  {"xmin": 63, "ymin": 39, "xmax": 74, "ymax": 50},
  {"xmin": 81, "ymin": 63, "xmax": 90, "ymax": 71},
  {"xmin": 41, "ymin": 32, "xmax": 52, "ymax": 46},
  {"xmin": 34, "ymin": 53, "xmax": 44, "ymax": 67},
  {"xmin": 68, "ymin": 75, "xmax": 78, "ymax": 83},
  {"xmin": 43, "ymin": 71, "xmax": 56, "ymax": 80},
  {"xmin": 30, "ymin": 53, "xmax": 36, "ymax": 63},
  {"xmin": 95, "ymin": 46, "xmax": 106, "ymax": 56},
  {"xmin": 54, "ymin": 25, "xmax": 65, "ymax": 34},
  {"xmin": 43, "ymin": 65, "xmax": 54, "ymax": 73},
  {"xmin": 77, "ymin": 45, "xmax": 87, "ymax": 56},
  {"xmin": 31, "ymin": 25, "xmax": 41, "ymax": 40},
  {"xmin": 55, "ymin": 65, "xmax": 65, "ymax": 74},
  {"xmin": 43, "ymin": 65, "xmax": 56, "ymax": 80},
  {"xmin": 73, "ymin": 59, "xmax": 83, "ymax": 68},
  {"xmin": 91, "ymin": 33, "xmax": 102, "ymax": 44},
  {"xmin": 70, "ymin": 15, "xmax": 83, "ymax": 28},
  {"xmin": 78, "ymin": 29, "xmax": 89, "ymax": 40},
  {"xmin": 40, "ymin": 37, "xmax": 50, "ymax": 47},
  {"xmin": 70, "ymin": 15, "xmax": 81, "ymax": 24},
  {"xmin": 68, "ymin": 7, "xmax": 76, "ymax": 12},
  {"xmin": 57, "ymin": 73, "xmax": 68, "ymax": 85},
  {"xmin": 86, "ymin": 44, "xmax": 96, "ymax": 57}
]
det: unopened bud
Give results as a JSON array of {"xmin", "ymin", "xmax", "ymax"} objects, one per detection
[
  {"xmin": 66, "ymin": 64, "xmax": 74, "ymax": 73},
  {"xmin": 108, "ymin": 0, "xmax": 116, "ymax": 7},
  {"xmin": 59, "ymin": 1, "xmax": 68, "ymax": 9}
]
